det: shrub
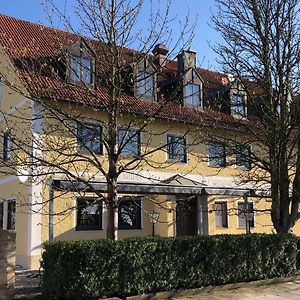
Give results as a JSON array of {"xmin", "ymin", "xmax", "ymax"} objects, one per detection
[{"xmin": 42, "ymin": 234, "xmax": 298, "ymax": 299}]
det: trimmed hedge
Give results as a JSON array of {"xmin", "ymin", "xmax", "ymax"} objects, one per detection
[{"xmin": 42, "ymin": 234, "xmax": 298, "ymax": 299}]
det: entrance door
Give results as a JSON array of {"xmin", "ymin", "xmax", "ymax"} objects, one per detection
[{"xmin": 176, "ymin": 196, "xmax": 197, "ymax": 236}]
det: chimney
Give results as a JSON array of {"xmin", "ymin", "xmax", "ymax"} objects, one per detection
[
  {"xmin": 152, "ymin": 43, "xmax": 169, "ymax": 67},
  {"xmin": 177, "ymin": 49, "xmax": 197, "ymax": 75}
]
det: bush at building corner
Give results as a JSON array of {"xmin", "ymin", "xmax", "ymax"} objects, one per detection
[{"xmin": 42, "ymin": 234, "xmax": 298, "ymax": 299}]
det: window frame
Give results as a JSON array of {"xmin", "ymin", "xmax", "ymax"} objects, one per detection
[
  {"xmin": 118, "ymin": 197, "xmax": 142, "ymax": 230},
  {"xmin": 117, "ymin": 127, "xmax": 141, "ymax": 157},
  {"xmin": 231, "ymin": 94, "xmax": 246, "ymax": 117},
  {"xmin": 77, "ymin": 122, "xmax": 103, "ymax": 155},
  {"xmin": 7, "ymin": 199, "xmax": 15, "ymax": 230},
  {"xmin": 136, "ymin": 70, "xmax": 155, "ymax": 99},
  {"xmin": 3, "ymin": 131, "xmax": 12, "ymax": 161},
  {"xmin": 237, "ymin": 201, "xmax": 255, "ymax": 228},
  {"xmin": 167, "ymin": 134, "xmax": 187, "ymax": 163},
  {"xmin": 208, "ymin": 142, "xmax": 226, "ymax": 167},
  {"xmin": 214, "ymin": 201, "xmax": 228, "ymax": 228},
  {"xmin": 76, "ymin": 197, "xmax": 103, "ymax": 231},
  {"xmin": 70, "ymin": 54, "xmax": 94, "ymax": 85},
  {"xmin": 185, "ymin": 83, "xmax": 201, "ymax": 107}
]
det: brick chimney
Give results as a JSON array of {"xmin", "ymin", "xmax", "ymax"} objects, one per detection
[
  {"xmin": 177, "ymin": 49, "xmax": 197, "ymax": 75},
  {"xmin": 152, "ymin": 43, "xmax": 169, "ymax": 67}
]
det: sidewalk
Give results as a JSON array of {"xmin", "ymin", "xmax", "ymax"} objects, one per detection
[
  {"xmin": 175, "ymin": 280, "xmax": 300, "ymax": 299},
  {"xmin": 13, "ymin": 271, "xmax": 300, "ymax": 300}
]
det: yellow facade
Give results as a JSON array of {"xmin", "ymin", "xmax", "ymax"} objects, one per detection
[
  {"xmin": 1, "ymin": 85, "xmax": 300, "ymax": 269},
  {"xmin": 0, "ymin": 26, "xmax": 299, "ymax": 271}
]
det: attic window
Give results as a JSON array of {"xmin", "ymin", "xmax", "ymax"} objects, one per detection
[
  {"xmin": 185, "ymin": 84, "xmax": 201, "ymax": 107},
  {"xmin": 70, "ymin": 55, "xmax": 93, "ymax": 85},
  {"xmin": 231, "ymin": 94, "xmax": 246, "ymax": 116},
  {"xmin": 136, "ymin": 71, "xmax": 154, "ymax": 98}
]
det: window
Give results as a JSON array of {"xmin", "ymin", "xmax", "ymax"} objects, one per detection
[
  {"xmin": 118, "ymin": 197, "xmax": 142, "ymax": 230},
  {"xmin": 77, "ymin": 123, "xmax": 103, "ymax": 154},
  {"xmin": 118, "ymin": 128, "xmax": 140, "ymax": 157},
  {"xmin": 70, "ymin": 55, "xmax": 93, "ymax": 85},
  {"xmin": 231, "ymin": 94, "xmax": 246, "ymax": 116},
  {"xmin": 185, "ymin": 84, "xmax": 201, "ymax": 107},
  {"xmin": 136, "ymin": 71, "xmax": 154, "ymax": 98},
  {"xmin": 7, "ymin": 200, "xmax": 15, "ymax": 230},
  {"xmin": 208, "ymin": 143, "xmax": 226, "ymax": 167},
  {"xmin": 236, "ymin": 145, "xmax": 251, "ymax": 169},
  {"xmin": 3, "ymin": 131, "xmax": 12, "ymax": 161},
  {"xmin": 167, "ymin": 134, "xmax": 187, "ymax": 163},
  {"xmin": 76, "ymin": 197, "xmax": 102, "ymax": 231},
  {"xmin": 238, "ymin": 202, "xmax": 254, "ymax": 228},
  {"xmin": 215, "ymin": 201, "xmax": 228, "ymax": 228}
]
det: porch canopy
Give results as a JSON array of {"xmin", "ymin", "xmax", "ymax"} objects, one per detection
[{"xmin": 48, "ymin": 174, "xmax": 267, "ymax": 197}]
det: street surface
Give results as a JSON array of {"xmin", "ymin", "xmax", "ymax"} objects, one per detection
[{"xmin": 176, "ymin": 280, "xmax": 300, "ymax": 300}]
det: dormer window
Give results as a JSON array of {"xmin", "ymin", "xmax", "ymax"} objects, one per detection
[
  {"xmin": 136, "ymin": 71, "xmax": 154, "ymax": 98},
  {"xmin": 177, "ymin": 50, "xmax": 203, "ymax": 109},
  {"xmin": 68, "ymin": 38, "xmax": 95, "ymax": 86},
  {"xmin": 70, "ymin": 55, "xmax": 93, "ymax": 85},
  {"xmin": 135, "ymin": 58, "xmax": 156, "ymax": 101},
  {"xmin": 185, "ymin": 83, "xmax": 201, "ymax": 107},
  {"xmin": 231, "ymin": 94, "xmax": 246, "ymax": 116}
]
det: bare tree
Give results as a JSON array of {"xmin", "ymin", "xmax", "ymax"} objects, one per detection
[
  {"xmin": 0, "ymin": 0, "xmax": 201, "ymax": 239},
  {"xmin": 209, "ymin": 0, "xmax": 300, "ymax": 233}
]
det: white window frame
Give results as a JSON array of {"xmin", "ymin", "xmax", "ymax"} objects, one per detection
[
  {"xmin": 184, "ymin": 83, "xmax": 201, "ymax": 107},
  {"xmin": 70, "ymin": 55, "xmax": 93, "ymax": 85}
]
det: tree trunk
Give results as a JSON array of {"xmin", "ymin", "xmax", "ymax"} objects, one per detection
[{"xmin": 106, "ymin": 178, "xmax": 118, "ymax": 240}]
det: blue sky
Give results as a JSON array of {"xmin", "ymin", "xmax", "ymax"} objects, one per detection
[{"xmin": 0, "ymin": 0, "xmax": 222, "ymax": 70}]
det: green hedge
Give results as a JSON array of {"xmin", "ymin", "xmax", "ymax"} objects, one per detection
[{"xmin": 42, "ymin": 234, "xmax": 298, "ymax": 299}]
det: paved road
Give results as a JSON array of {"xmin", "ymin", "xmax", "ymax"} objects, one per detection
[{"xmin": 176, "ymin": 280, "xmax": 300, "ymax": 300}]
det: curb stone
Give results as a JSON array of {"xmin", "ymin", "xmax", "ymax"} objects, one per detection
[{"xmin": 106, "ymin": 274, "xmax": 300, "ymax": 300}]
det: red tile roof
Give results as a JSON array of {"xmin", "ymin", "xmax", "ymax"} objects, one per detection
[{"xmin": 0, "ymin": 14, "xmax": 242, "ymax": 127}]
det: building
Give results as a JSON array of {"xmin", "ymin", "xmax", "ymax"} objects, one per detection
[{"xmin": 0, "ymin": 14, "xmax": 296, "ymax": 270}]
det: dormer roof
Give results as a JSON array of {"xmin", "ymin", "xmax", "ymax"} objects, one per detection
[{"xmin": 0, "ymin": 14, "xmax": 250, "ymax": 129}]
